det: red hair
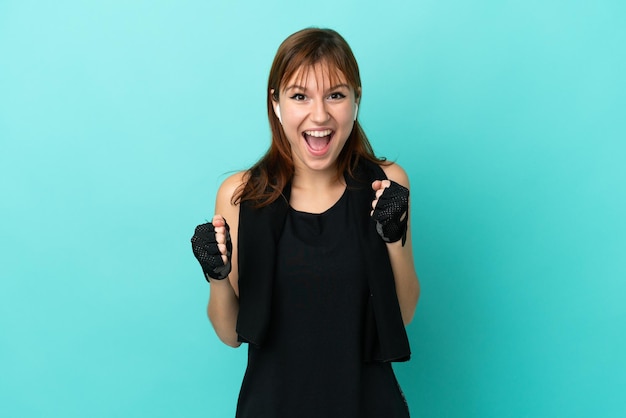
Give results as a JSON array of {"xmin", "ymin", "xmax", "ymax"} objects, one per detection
[{"xmin": 235, "ymin": 28, "xmax": 386, "ymax": 207}]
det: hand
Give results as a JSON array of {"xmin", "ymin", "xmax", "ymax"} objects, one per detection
[
  {"xmin": 191, "ymin": 215, "xmax": 232, "ymax": 281},
  {"xmin": 371, "ymin": 180, "xmax": 409, "ymax": 246}
]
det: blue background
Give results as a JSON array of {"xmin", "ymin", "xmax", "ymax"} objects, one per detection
[{"xmin": 1, "ymin": 1, "xmax": 624, "ymax": 417}]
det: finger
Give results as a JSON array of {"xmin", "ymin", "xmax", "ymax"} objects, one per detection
[
  {"xmin": 215, "ymin": 232, "xmax": 225, "ymax": 245},
  {"xmin": 372, "ymin": 180, "xmax": 391, "ymax": 192},
  {"xmin": 372, "ymin": 179, "xmax": 390, "ymax": 191},
  {"xmin": 372, "ymin": 198, "xmax": 379, "ymax": 210},
  {"xmin": 217, "ymin": 243, "xmax": 228, "ymax": 256},
  {"xmin": 212, "ymin": 214, "xmax": 225, "ymax": 227}
]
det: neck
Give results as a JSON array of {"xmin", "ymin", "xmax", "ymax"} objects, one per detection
[
  {"xmin": 288, "ymin": 165, "xmax": 346, "ymax": 214},
  {"xmin": 291, "ymin": 166, "xmax": 343, "ymax": 191}
]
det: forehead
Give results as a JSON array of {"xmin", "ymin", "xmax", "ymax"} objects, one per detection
[{"xmin": 281, "ymin": 61, "xmax": 348, "ymax": 91}]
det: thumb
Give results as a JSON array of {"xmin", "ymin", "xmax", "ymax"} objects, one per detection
[
  {"xmin": 372, "ymin": 180, "xmax": 384, "ymax": 192},
  {"xmin": 372, "ymin": 179, "xmax": 391, "ymax": 193},
  {"xmin": 212, "ymin": 214, "xmax": 225, "ymax": 227}
]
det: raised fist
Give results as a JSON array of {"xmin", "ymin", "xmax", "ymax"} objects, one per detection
[
  {"xmin": 191, "ymin": 216, "xmax": 232, "ymax": 281},
  {"xmin": 371, "ymin": 180, "xmax": 409, "ymax": 246}
]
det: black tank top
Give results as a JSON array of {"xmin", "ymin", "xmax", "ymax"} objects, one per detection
[{"xmin": 235, "ymin": 187, "xmax": 410, "ymax": 418}]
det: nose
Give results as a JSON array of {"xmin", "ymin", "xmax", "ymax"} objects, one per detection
[{"xmin": 310, "ymin": 99, "xmax": 330, "ymax": 123}]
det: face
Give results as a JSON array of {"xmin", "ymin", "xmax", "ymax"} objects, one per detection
[{"xmin": 272, "ymin": 63, "xmax": 358, "ymax": 175}]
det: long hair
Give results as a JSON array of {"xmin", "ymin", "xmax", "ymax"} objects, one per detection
[{"xmin": 235, "ymin": 28, "xmax": 386, "ymax": 207}]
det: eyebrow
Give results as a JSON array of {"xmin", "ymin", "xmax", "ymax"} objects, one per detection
[{"xmin": 284, "ymin": 83, "xmax": 350, "ymax": 93}]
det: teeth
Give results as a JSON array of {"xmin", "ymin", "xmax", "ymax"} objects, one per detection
[{"xmin": 304, "ymin": 129, "xmax": 332, "ymax": 137}]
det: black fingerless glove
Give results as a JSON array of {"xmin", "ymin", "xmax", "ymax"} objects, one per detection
[
  {"xmin": 372, "ymin": 181, "xmax": 410, "ymax": 246},
  {"xmin": 191, "ymin": 221, "xmax": 232, "ymax": 281}
]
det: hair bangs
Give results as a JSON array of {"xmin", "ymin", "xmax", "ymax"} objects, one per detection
[
  {"xmin": 280, "ymin": 61, "xmax": 350, "ymax": 96},
  {"xmin": 276, "ymin": 35, "xmax": 361, "ymax": 98}
]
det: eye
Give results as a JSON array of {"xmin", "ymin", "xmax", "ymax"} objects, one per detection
[
  {"xmin": 290, "ymin": 93, "xmax": 306, "ymax": 101},
  {"xmin": 328, "ymin": 92, "xmax": 346, "ymax": 100}
]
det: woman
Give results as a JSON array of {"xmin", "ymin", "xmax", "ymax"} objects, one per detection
[{"xmin": 192, "ymin": 28, "xmax": 420, "ymax": 417}]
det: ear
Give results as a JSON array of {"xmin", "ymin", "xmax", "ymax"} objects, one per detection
[{"xmin": 271, "ymin": 89, "xmax": 282, "ymax": 125}]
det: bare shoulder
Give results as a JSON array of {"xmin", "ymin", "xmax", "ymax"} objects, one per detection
[
  {"xmin": 380, "ymin": 162, "xmax": 410, "ymax": 189},
  {"xmin": 216, "ymin": 171, "xmax": 248, "ymax": 209},
  {"xmin": 215, "ymin": 171, "xmax": 247, "ymax": 228}
]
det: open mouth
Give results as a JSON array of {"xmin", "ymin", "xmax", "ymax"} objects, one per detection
[{"xmin": 303, "ymin": 129, "xmax": 333, "ymax": 154}]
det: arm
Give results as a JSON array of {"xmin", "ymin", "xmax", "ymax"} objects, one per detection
[
  {"xmin": 374, "ymin": 163, "xmax": 420, "ymax": 325},
  {"xmin": 206, "ymin": 172, "xmax": 246, "ymax": 347}
]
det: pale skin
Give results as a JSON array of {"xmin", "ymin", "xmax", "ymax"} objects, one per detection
[{"xmin": 207, "ymin": 64, "xmax": 420, "ymax": 348}]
